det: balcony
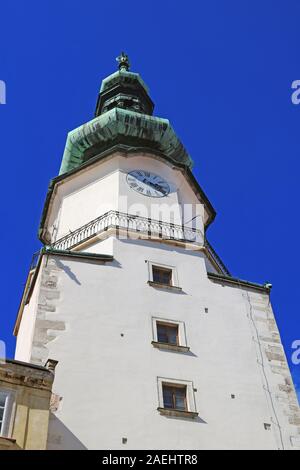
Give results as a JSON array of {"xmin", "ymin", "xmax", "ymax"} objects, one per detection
[
  {"xmin": 52, "ymin": 210, "xmax": 204, "ymax": 251},
  {"xmin": 30, "ymin": 211, "xmax": 230, "ymax": 276}
]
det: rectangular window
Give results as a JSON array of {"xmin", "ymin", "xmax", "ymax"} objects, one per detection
[
  {"xmin": 147, "ymin": 261, "xmax": 181, "ymax": 290},
  {"xmin": 152, "ymin": 317, "xmax": 189, "ymax": 352},
  {"xmin": 157, "ymin": 322, "xmax": 179, "ymax": 345},
  {"xmin": 152, "ymin": 266, "xmax": 172, "ymax": 286},
  {"xmin": 0, "ymin": 390, "xmax": 14, "ymax": 437},
  {"xmin": 157, "ymin": 377, "xmax": 198, "ymax": 419},
  {"xmin": 162, "ymin": 384, "xmax": 187, "ymax": 411},
  {"xmin": 0, "ymin": 392, "xmax": 8, "ymax": 436}
]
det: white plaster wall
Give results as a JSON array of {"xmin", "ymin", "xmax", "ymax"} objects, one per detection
[
  {"xmin": 83, "ymin": 237, "xmax": 114, "ymax": 256},
  {"xmin": 15, "ymin": 269, "xmax": 42, "ymax": 363},
  {"xmin": 17, "ymin": 238, "xmax": 298, "ymax": 450},
  {"xmin": 46, "ymin": 153, "xmax": 205, "ymax": 243},
  {"xmin": 56, "ymin": 165, "xmax": 119, "ymax": 239}
]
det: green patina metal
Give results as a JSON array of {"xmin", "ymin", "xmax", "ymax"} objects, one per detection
[
  {"xmin": 59, "ymin": 108, "xmax": 193, "ymax": 175},
  {"xmin": 207, "ymin": 272, "xmax": 272, "ymax": 293},
  {"xmin": 59, "ymin": 57, "xmax": 193, "ymax": 175},
  {"xmin": 97, "ymin": 69, "xmax": 153, "ymax": 116},
  {"xmin": 100, "ymin": 70, "xmax": 149, "ymax": 95}
]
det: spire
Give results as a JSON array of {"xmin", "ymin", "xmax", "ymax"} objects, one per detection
[
  {"xmin": 116, "ymin": 52, "xmax": 130, "ymax": 72},
  {"xmin": 58, "ymin": 56, "xmax": 194, "ymax": 175},
  {"xmin": 94, "ymin": 53, "xmax": 154, "ymax": 116}
]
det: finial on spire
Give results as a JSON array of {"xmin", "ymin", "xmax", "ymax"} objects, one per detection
[{"xmin": 116, "ymin": 52, "xmax": 130, "ymax": 71}]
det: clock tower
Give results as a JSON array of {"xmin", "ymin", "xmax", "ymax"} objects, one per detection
[{"xmin": 13, "ymin": 54, "xmax": 300, "ymax": 450}]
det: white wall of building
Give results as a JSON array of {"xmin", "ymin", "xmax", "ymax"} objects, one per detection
[
  {"xmin": 15, "ymin": 237, "xmax": 300, "ymax": 450},
  {"xmin": 15, "ymin": 150, "xmax": 300, "ymax": 450},
  {"xmin": 14, "ymin": 269, "xmax": 42, "ymax": 363}
]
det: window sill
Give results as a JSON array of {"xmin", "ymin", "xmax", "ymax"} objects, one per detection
[
  {"xmin": 148, "ymin": 281, "xmax": 182, "ymax": 292},
  {"xmin": 0, "ymin": 436, "xmax": 19, "ymax": 450},
  {"xmin": 157, "ymin": 407, "xmax": 198, "ymax": 419},
  {"xmin": 151, "ymin": 341, "xmax": 190, "ymax": 353}
]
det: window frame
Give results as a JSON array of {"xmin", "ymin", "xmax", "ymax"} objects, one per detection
[
  {"xmin": 156, "ymin": 322, "xmax": 179, "ymax": 346},
  {"xmin": 152, "ymin": 266, "xmax": 173, "ymax": 286},
  {"xmin": 157, "ymin": 377, "xmax": 198, "ymax": 419},
  {"xmin": 0, "ymin": 389, "xmax": 15, "ymax": 438},
  {"xmin": 151, "ymin": 317, "xmax": 189, "ymax": 352},
  {"xmin": 147, "ymin": 261, "xmax": 181, "ymax": 290},
  {"xmin": 162, "ymin": 383, "xmax": 188, "ymax": 411}
]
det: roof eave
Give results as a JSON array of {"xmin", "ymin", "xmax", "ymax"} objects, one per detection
[{"xmin": 208, "ymin": 271, "xmax": 272, "ymax": 293}]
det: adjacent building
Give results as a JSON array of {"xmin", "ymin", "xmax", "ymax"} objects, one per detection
[{"xmin": 0, "ymin": 359, "xmax": 57, "ymax": 450}]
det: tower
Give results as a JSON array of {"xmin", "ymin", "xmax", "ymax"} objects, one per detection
[{"xmin": 13, "ymin": 54, "xmax": 300, "ymax": 450}]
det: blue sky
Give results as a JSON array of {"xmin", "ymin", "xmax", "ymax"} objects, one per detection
[{"xmin": 0, "ymin": 1, "xmax": 299, "ymax": 401}]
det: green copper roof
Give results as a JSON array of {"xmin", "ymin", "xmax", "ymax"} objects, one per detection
[
  {"xmin": 59, "ymin": 107, "xmax": 193, "ymax": 174},
  {"xmin": 58, "ymin": 55, "xmax": 193, "ymax": 174},
  {"xmin": 100, "ymin": 70, "xmax": 149, "ymax": 95},
  {"xmin": 95, "ymin": 67, "xmax": 154, "ymax": 116}
]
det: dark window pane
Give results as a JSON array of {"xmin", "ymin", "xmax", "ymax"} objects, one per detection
[
  {"xmin": 157, "ymin": 326, "xmax": 168, "ymax": 343},
  {"xmin": 157, "ymin": 324, "xmax": 178, "ymax": 345},
  {"xmin": 163, "ymin": 387, "xmax": 173, "ymax": 408},
  {"xmin": 175, "ymin": 396, "xmax": 186, "ymax": 410},
  {"xmin": 152, "ymin": 267, "xmax": 172, "ymax": 286},
  {"xmin": 0, "ymin": 395, "xmax": 6, "ymax": 408},
  {"xmin": 168, "ymin": 327, "xmax": 178, "ymax": 345},
  {"xmin": 174, "ymin": 388, "xmax": 186, "ymax": 410},
  {"xmin": 162, "ymin": 385, "xmax": 187, "ymax": 411}
]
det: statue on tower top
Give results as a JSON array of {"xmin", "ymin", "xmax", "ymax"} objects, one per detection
[{"xmin": 116, "ymin": 52, "xmax": 130, "ymax": 71}]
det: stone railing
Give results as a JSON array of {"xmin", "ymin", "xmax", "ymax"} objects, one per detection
[
  {"xmin": 52, "ymin": 210, "xmax": 204, "ymax": 251},
  {"xmin": 30, "ymin": 211, "xmax": 230, "ymax": 276}
]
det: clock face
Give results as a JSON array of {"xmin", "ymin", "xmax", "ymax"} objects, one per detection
[{"xmin": 126, "ymin": 170, "xmax": 170, "ymax": 198}]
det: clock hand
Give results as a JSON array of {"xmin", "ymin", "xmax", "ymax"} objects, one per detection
[{"xmin": 142, "ymin": 179, "xmax": 167, "ymax": 194}]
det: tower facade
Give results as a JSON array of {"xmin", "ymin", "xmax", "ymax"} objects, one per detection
[{"xmin": 13, "ymin": 55, "xmax": 300, "ymax": 450}]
